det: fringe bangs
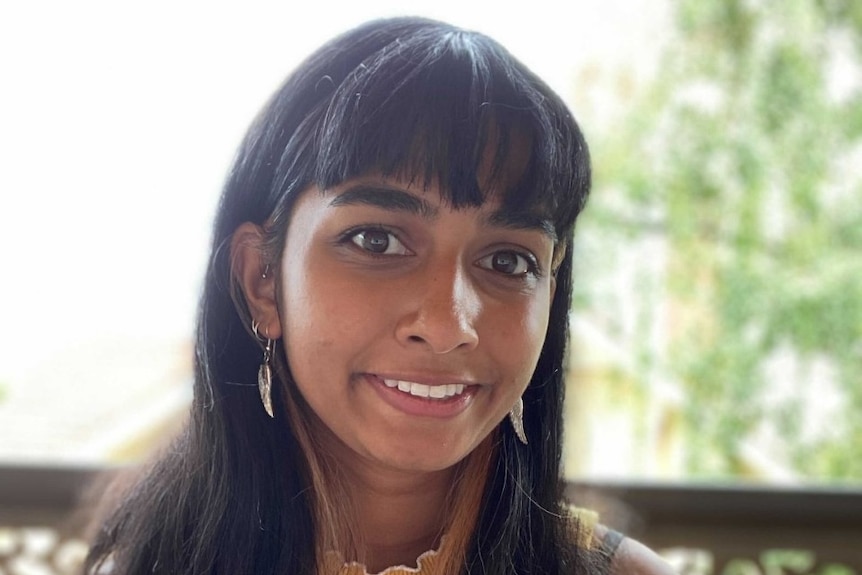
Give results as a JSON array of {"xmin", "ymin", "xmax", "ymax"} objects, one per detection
[{"xmin": 296, "ymin": 24, "xmax": 590, "ymax": 238}]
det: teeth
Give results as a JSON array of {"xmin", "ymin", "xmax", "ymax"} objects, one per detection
[
  {"xmin": 382, "ymin": 379, "xmax": 467, "ymax": 399},
  {"xmin": 410, "ymin": 382, "xmax": 430, "ymax": 397}
]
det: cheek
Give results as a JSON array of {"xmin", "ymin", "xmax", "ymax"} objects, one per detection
[
  {"xmin": 520, "ymin": 286, "xmax": 553, "ymax": 342},
  {"xmin": 279, "ymin": 243, "xmax": 335, "ymax": 374},
  {"xmin": 279, "ymin": 256, "xmax": 389, "ymax": 375},
  {"xmin": 490, "ymin": 294, "xmax": 552, "ymax": 385},
  {"xmin": 281, "ymin": 275, "xmax": 340, "ymax": 366},
  {"xmin": 522, "ymin": 303, "xmax": 552, "ymax": 374}
]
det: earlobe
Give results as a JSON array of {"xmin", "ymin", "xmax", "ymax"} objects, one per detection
[{"xmin": 230, "ymin": 222, "xmax": 283, "ymax": 339}]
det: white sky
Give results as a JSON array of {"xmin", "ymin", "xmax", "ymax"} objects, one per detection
[{"xmin": 0, "ymin": 0, "xmax": 669, "ymax": 380}]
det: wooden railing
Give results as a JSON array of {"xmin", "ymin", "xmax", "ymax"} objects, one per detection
[
  {"xmin": 2, "ymin": 465, "xmax": 860, "ymax": 574},
  {"xmin": 568, "ymin": 481, "xmax": 862, "ymax": 574},
  {"xmin": 0, "ymin": 464, "xmax": 101, "ymax": 574}
]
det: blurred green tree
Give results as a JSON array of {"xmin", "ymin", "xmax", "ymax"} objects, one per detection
[{"xmin": 577, "ymin": 0, "xmax": 862, "ymax": 480}]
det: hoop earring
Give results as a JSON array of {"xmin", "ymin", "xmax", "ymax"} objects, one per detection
[
  {"xmin": 509, "ymin": 397, "xmax": 528, "ymax": 445},
  {"xmin": 252, "ymin": 320, "xmax": 275, "ymax": 418}
]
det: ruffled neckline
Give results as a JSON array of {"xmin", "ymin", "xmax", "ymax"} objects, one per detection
[
  {"xmin": 326, "ymin": 538, "xmax": 446, "ymax": 575},
  {"xmin": 326, "ymin": 506, "xmax": 600, "ymax": 574}
]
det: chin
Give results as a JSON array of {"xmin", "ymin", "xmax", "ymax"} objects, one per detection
[
  {"xmin": 366, "ymin": 438, "xmax": 475, "ymax": 474},
  {"xmin": 376, "ymin": 456, "xmax": 462, "ymax": 475}
]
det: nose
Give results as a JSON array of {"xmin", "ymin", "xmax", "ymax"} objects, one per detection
[{"xmin": 395, "ymin": 262, "xmax": 480, "ymax": 354}]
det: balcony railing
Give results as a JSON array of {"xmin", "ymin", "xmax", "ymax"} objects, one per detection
[
  {"xmin": 2, "ymin": 464, "xmax": 860, "ymax": 574},
  {"xmin": 567, "ymin": 481, "xmax": 862, "ymax": 574}
]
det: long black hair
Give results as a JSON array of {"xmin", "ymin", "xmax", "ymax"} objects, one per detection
[{"xmin": 85, "ymin": 17, "xmax": 594, "ymax": 574}]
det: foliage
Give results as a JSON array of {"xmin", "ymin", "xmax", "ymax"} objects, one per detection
[{"xmin": 578, "ymin": 0, "xmax": 862, "ymax": 480}]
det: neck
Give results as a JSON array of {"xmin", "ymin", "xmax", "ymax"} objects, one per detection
[
  {"xmin": 343, "ymin": 456, "xmax": 456, "ymax": 573},
  {"xmin": 304, "ymin": 420, "xmax": 495, "ymax": 574}
]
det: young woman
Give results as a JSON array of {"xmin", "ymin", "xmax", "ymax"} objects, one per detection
[{"xmin": 85, "ymin": 17, "xmax": 674, "ymax": 575}]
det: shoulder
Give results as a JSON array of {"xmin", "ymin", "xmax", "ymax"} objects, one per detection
[
  {"xmin": 568, "ymin": 507, "xmax": 676, "ymax": 574},
  {"xmin": 608, "ymin": 535, "xmax": 677, "ymax": 575}
]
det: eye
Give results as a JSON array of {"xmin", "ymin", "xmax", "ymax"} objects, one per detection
[
  {"xmin": 348, "ymin": 228, "xmax": 411, "ymax": 256},
  {"xmin": 476, "ymin": 250, "xmax": 538, "ymax": 277}
]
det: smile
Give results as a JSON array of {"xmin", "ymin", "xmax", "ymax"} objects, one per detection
[{"xmin": 382, "ymin": 379, "xmax": 467, "ymax": 399}]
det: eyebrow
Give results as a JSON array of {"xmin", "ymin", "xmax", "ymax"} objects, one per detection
[
  {"xmin": 328, "ymin": 186, "xmax": 438, "ymax": 218},
  {"xmin": 328, "ymin": 185, "xmax": 557, "ymax": 240},
  {"xmin": 484, "ymin": 210, "xmax": 557, "ymax": 241}
]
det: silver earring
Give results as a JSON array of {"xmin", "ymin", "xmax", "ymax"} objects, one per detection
[
  {"xmin": 509, "ymin": 397, "xmax": 528, "ymax": 445},
  {"xmin": 252, "ymin": 320, "xmax": 275, "ymax": 418}
]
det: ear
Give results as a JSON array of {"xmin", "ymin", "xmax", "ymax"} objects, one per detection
[
  {"xmin": 230, "ymin": 222, "xmax": 283, "ymax": 340},
  {"xmin": 549, "ymin": 241, "xmax": 567, "ymax": 300}
]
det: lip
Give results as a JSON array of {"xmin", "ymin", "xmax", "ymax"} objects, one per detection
[{"xmin": 362, "ymin": 373, "xmax": 479, "ymax": 419}]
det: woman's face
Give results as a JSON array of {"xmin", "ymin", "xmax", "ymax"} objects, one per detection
[{"xmin": 277, "ymin": 176, "xmax": 557, "ymax": 474}]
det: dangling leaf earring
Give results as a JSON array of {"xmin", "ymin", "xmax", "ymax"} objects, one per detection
[
  {"xmin": 252, "ymin": 319, "xmax": 275, "ymax": 418},
  {"xmin": 509, "ymin": 396, "xmax": 528, "ymax": 445}
]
